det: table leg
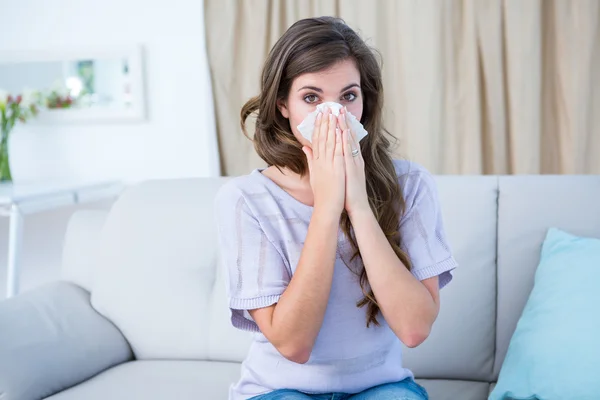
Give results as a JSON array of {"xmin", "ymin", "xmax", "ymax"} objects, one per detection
[{"xmin": 6, "ymin": 204, "xmax": 23, "ymax": 298}]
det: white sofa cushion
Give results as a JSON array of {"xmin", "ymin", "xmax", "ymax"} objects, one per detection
[
  {"xmin": 61, "ymin": 210, "xmax": 109, "ymax": 292},
  {"xmin": 43, "ymin": 360, "xmax": 488, "ymax": 400},
  {"xmin": 403, "ymin": 176, "xmax": 498, "ymax": 381},
  {"xmin": 91, "ymin": 178, "xmax": 232, "ymax": 359},
  {"xmin": 44, "ymin": 360, "xmax": 240, "ymax": 400},
  {"xmin": 418, "ymin": 379, "xmax": 491, "ymax": 400},
  {"xmin": 207, "ymin": 257, "xmax": 255, "ymax": 362}
]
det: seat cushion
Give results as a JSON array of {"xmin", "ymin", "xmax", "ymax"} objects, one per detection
[
  {"xmin": 44, "ymin": 360, "xmax": 241, "ymax": 400},
  {"xmin": 43, "ymin": 360, "xmax": 490, "ymax": 400},
  {"xmin": 416, "ymin": 379, "xmax": 490, "ymax": 400}
]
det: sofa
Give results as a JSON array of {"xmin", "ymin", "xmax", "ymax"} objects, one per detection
[{"xmin": 1, "ymin": 174, "xmax": 599, "ymax": 400}]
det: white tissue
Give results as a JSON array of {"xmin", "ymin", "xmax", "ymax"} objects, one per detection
[{"xmin": 296, "ymin": 101, "xmax": 368, "ymax": 143}]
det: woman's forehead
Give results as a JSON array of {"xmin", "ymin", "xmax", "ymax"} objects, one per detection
[{"xmin": 292, "ymin": 60, "xmax": 361, "ymax": 90}]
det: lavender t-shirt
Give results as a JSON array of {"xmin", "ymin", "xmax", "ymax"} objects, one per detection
[{"xmin": 215, "ymin": 159, "xmax": 457, "ymax": 400}]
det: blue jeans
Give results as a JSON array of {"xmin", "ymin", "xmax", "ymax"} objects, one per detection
[{"xmin": 248, "ymin": 379, "xmax": 429, "ymax": 400}]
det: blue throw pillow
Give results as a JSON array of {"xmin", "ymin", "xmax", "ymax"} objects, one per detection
[{"xmin": 490, "ymin": 228, "xmax": 600, "ymax": 400}]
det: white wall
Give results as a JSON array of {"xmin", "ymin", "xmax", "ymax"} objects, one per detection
[
  {"xmin": 0, "ymin": 0, "xmax": 219, "ymax": 183},
  {"xmin": 0, "ymin": 0, "xmax": 219, "ymax": 298}
]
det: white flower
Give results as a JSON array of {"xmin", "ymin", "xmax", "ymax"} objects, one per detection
[
  {"xmin": 20, "ymin": 88, "xmax": 39, "ymax": 109},
  {"xmin": 0, "ymin": 89, "xmax": 9, "ymax": 106},
  {"xmin": 50, "ymin": 79, "xmax": 70, "ymax": 97}
]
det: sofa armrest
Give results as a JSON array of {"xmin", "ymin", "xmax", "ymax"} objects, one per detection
[{"xmin": 0, "ymin": 281, "xmax": 133, "ymax": 400}]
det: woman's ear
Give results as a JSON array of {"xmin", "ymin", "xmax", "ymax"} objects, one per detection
[{"xmin": 277, "ymin": 99, "xmax": 290, "ymax": 119}]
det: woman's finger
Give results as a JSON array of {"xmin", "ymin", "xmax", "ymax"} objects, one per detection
[
  {"xmin": 318, "ymin": 109, "xmax": 330, "ymax": 160},
  {"xmin": 326, "ymin": 113, "xmax": 336, "ymax": 158},
  {"xmin": 338, "ymin": 108, "xmax": 349, "ymax": 132},
  {"xmin": 343, "ymin": 128, "xmax": 352, "ymax": 165},
  {"xmin": 312, "ymin": 111, "xmax": 322, "ymax": 160},
  {"xmin": 349, "ymin": 127, "xmax": 361, "ymax": 162},
  {"xmin": 334, "ymin": 127, "xmax": 343, "ymax": 159}
]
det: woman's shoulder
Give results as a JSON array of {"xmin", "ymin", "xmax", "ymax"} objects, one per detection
[
  {"xmin": 391, "ymin": 159, "xmax": 438, "ymax": 210},
  {"xmin": 392, "ymin": 159, "xmax": 434, "ymax": 186},
  {"xmin": 214, "ymin": 169, "xmax": 269, "ymax": 212}
]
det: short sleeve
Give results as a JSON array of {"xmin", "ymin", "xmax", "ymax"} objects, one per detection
[
  {"xmin": 399, "ymin": 170, "xmax": 457, "ymax": 289},
  {"xmin": 214, "ymin": 184, "xmax": 290, "ymax": 332}
]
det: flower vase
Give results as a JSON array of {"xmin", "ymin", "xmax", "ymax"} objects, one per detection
[{"xmin": 0, "ymin": 127, "xmax": 12, "ymax": 183}]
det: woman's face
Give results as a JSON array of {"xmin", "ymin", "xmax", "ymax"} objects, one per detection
[{"xmin": 278, "ymin": 58, "xmax": 363, "ymax": 148}]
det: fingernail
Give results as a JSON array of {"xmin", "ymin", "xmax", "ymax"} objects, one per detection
[{"xmin": 316, "ymin": 112, "xmax": 322, "ymax": 121}]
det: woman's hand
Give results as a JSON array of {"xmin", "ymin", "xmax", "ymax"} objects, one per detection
[
  {"xmin": 301, "ymin": 109, "xmax": 345, "ymax": 216},
  {"xmin": 338, "ymin": 108, "xmax": 369, "ymax": 216}
]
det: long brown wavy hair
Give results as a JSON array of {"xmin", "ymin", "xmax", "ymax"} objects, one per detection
[{"xmin": 240, "ymin": 17, "xmax": 411, "ymax": 327}]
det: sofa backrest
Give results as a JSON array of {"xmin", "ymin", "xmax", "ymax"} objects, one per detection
[
  {"xmin": 493, "ymin": 176, "xmax": 600, "ymax": 378},
  {"xmin": 403, "ymin": 176, "xmax": 498, "ymax": 382},
  {"xmin": 62, "ymin": 210, "xmax": 110, "ymax": 293},
  {"xmin": 88, "ymin": 177, "xmax": 254, "ymax": 360},
  {"xmin": 68, "ymin": 174, "xmax": 600, "ymax": 381}
]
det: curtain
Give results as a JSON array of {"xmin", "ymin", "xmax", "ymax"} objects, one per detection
[{"xmin": 204, "ymin": 0, "xmax": 600, "ymax": 176}]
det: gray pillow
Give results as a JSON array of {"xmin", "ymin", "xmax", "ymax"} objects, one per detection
[{"xmin": 0, "ymin": 281, "xmax": 133, "ymax": 400}]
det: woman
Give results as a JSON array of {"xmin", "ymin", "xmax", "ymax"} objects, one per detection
[{"xmin": 215, "ymin": 17, "xmax": 457, "ymax": 400}]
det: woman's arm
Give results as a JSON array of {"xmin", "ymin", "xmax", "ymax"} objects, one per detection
[
  {"xmin": 249, "ymin": 110, "xmax": 345, "ymax": 363},
  {"xmin": 338, "ymin": 109, "xmax": 449, "ymax": 348},
  {"xmin": 250, "ymin": 209, "xmax": 339, "ymax": 363},
  {"xmin": 348, "ymin": 208, "xmax": 440, "ymax": 348}
]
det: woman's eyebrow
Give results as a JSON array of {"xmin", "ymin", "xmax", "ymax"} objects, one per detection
[
  {"xmin": 298, "ymin": 85, "xmax": 323, "ymax": 93},
  {"xmin": 297, "ymin": 83, "xmax": 360, "ymax": 93},
  {"xmin": 340, "ymin": 83, "xmax": 360, "ymax": 92}
]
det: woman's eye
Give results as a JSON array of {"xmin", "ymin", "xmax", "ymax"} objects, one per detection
[
  {"xmin": 343, "ymin": 92, "xmax": 357, "ymax": 102},
  {"xmin": 304, "ymin": 94, "xmax": 318, "ymax": 103}
]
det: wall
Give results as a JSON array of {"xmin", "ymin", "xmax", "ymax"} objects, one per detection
[{"xmin": 0, "ymin": 0, "xmax": 218, "ymax": 298}]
